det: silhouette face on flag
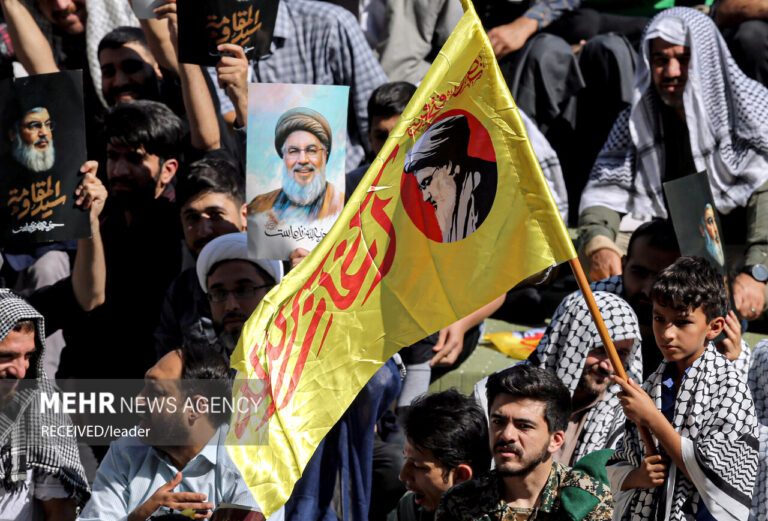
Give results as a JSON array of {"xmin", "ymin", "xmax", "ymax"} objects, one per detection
[{"xmin": 403, "ymin": 113, "xmax": 497, "ymax": 242}]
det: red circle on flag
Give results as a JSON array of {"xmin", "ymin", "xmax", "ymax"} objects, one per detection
[{"xmin": 401, "ymin": 110, "xmax": 497, "ymax": 243}]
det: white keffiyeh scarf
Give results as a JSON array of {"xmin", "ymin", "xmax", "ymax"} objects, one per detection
[
  {"xmin": 528, "ymin": 291, "xmax": 642, "ymax": 462},
  {"xmin": 611, "ymin": 343, "xmax": 758, "ymax": 521},
  {"xmin": 579, "ymin": 7, "xmax": 768, "ymax": 219}
]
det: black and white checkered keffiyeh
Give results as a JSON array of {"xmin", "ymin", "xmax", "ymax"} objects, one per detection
[
  {"xmin": 0, "ymin": 289, "xmax": 89, "ymax": 506},
  {"xmin": 748, "ymin": 339, "xmax": 768, "ymax": 521},
  {"xmin": 528, "ymin": 291, "xmax": 643, "ymax": 462},
  {"xmin": 611, "ymin": 343, "xmax": 758, "ymax": 521},
  {"xmin": 579, "ymin": 7, "xmax": 768, "ymax": 218}
]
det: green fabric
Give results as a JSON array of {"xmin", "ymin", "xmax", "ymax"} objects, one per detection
[
  {"xmin": 560, "ymin": 449, "xmax": 615, "ymax": 521},
  {"xmin": 577, "ymin": 205, "xmax": 621, "ymax": 251},
  {"xmin": 745, "ymin": 178, "xmax": 768, "ymax": 268}
]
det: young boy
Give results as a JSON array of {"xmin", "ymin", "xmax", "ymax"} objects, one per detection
[{"xmin": 607, "ymin": 256, "xmax": 758, "ymax": 521}]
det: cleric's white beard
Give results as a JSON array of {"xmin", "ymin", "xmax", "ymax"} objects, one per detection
[
  {"xmin": 12, "ymin": 137, "xmax": 55, "ymax": 172},
  {"xmin": 282, "ymin": 164, "xmax": 327, "ymax": 206}
]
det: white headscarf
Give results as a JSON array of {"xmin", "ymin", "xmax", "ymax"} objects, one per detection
[
  {"xmin": 196, "ymin": 232, "xmax": 284, "ymax": 292},
  {"xmin": 580, "ymin": 7, "xmax": 768, "ymax": 218}
]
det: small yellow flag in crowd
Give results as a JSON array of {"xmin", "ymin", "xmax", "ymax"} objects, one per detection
[{"xmin": 226, "ymin": 0, "xmax": 576, "ymax": 515}]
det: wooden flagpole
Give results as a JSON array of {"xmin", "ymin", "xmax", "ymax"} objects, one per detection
[{"xmin": 568, "ymin": 257, "xmax": 657, "ymax": 456}]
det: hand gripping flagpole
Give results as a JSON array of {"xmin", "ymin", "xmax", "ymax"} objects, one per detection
[{"xmin": 568, "ymin": 258, "xmax": 658, "ymax": 456}]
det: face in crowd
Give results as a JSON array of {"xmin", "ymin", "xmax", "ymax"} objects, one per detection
[
  {"xmin": 99, "ymin": 42, "xmax": 162, "ymax": 106},
  {"xmin": 106, "ymin": 143, "xmax": 176, "ymax": 205},
  {"xmin": 489, "ymin": 394, "xmax": 563, "ymax": 478},
  {"xmin": 37, "ymin": 0, "xmax": 85, "ymax": 35},
  {"xmin": 0, "ymin": 322, "xmax": 36, "ymax": 404},
  {"xmin": 622, "ymin": 236, "xmax": 680, "ymax": 326},
  {"xmin": 281, "ymin": 130, "xmax": 329, "ymax": 206},
  {"xmin": 650, "ymin": 37, "xmax": 690, "ymax": 111},
  {"xmin": 207, "ymin": 260, "xmax": 274, "ymax": 349},
  {"xmin": 181, "ymin": 192, "xmax": 246, "ymax": 258},
  {"xmin": 399, "ymin": 436, "xmax": 470, "ymax": 512},
  {"xmin": 575, "ymin": 339, "xmax": 634, "ymax": 399}
]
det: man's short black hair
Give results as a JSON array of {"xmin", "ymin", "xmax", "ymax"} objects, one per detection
[
  {"xmin": 98, "ymin": 26, "xmax": 150, "ymax": 57},
  {"xmin": 104, "ymin": 100, "xmax": 185, "ymax": 164},
  {"xmin": 180, "ymin": 339, "xmax": 234, "ymax": 427},
  {"xmin": 367, "ymin": 81, "xmax": 416, "ymax": 121},
  {"xmin": 486, "ymin": 365, "xmax": 570, "ymax": 433},
  {"xmin": 176, "ymin": 158, "xmax": 244, "ymax": 209},
  {"xmin": 403, "ymin": 389, "xmax": 491, "ymax": 478},
  {"xmin": 626, "ymin": 219, "xmax": 680, "ymax": 260},
  {"xmin": 651, "ymin": 256, "xmax": 729, "ymax": 322}
]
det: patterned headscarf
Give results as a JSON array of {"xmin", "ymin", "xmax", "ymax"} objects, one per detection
[
  {"xmin": 0, "ymin": 290, "xmax": 89, "ymax": 506},
  {"xmin": 580, "ymin": 7, "xmax": 768, "ymax": 218},
  {"xmin": 748, "ymin": 339, "xmax": 768, "ymax": 521},
  {"xmin": 528, "ymin": 291, "xmax": 642, "ymax": 462},
  {"xmin": 612, "ymin": 343, "xmax": 758, "ymax": 521}
]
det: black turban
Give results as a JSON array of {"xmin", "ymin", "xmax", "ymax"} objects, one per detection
[{"xmin": 403, "ymin": 115, "xmax": 469, "ymax": 173}]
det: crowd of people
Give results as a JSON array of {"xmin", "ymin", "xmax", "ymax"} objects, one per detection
[{"xmin": 1, "ymin": 0, "xmax": 768, "ymax": 520}]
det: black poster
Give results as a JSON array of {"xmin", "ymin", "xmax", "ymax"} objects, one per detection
[
  {"xmin": 0, "ymin": 70, "xmax": 90, "ymax": 245},
  {"xmin": 178, "ymin": 0, "xmax": 279, "ymax": 66}
]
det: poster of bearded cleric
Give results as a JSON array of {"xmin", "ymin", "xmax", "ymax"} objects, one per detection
[
  {"xmin": 664, "ymin": 171, "xmax": 729, "ymax": 276},
  {"xmin": 0, "ymin": 71, "xmax": 90, "ymax": 245},
  {"xmin": 246, "ymin": 83, "xmax": 348, "ymax": 260}
]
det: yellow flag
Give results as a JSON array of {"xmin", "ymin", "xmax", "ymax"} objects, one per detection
[{"xmin": 227, "ymin": 0, "xmax": 576, "ymax": 515}]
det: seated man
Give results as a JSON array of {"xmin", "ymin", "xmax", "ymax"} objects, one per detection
[
  {"xmin": 195, "ymin": 232, "xmax": 283, "ymax": 353},
  {"xmin": 390, "ymin": 389, "xmax": 491, "ymax": 521},
  {"xmin": 437, "ymin": 365, "xmax": 613, "ymax": 520},
  {"xmin": 79, "ymin": 342, "xmax": 278, "ymax": 520},
  {"xmin": 578, "ymin": 7, "xmax": 768, "ymax": 321},
  {"xmin": 155, "ymin": 159, "xmax": 248, "ymax": 357},
  {"xmin": 476, "ymin": 291, "xmax": 642, "ymax": 466},
  {"xmin": 0, "ymin": 290, "xmax": 89, "ymax": 521}
]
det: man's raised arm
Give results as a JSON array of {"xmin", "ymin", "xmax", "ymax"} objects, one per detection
[{"xmin": 0, "ymin": 0, "xmax": 58, "ymax": 74}]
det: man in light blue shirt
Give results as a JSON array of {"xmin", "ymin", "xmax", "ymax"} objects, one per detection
[{"xmin": 79, "ymin": 345, "xmax": 280, "ymax": 521}]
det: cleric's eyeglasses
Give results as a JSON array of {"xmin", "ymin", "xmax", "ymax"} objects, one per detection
[
  {"xmin": 207, "ymin": 285, "xmax": 274, "ymax": 303},
  {"xmin": 22, "ymin": 120, "xmax": 54, "ymax": 132},
  {"xmin": 284, "ymin": 146, "xmax": 325, "ymax": 160}
]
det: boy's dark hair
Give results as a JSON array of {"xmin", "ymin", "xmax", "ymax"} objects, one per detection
[
  {"xmin": 403, "ymin": 389, "xmax": 491, "ymax": 479},
  {"xmin": 176, "ymin": 158, "xmax": 244, "ymax": 209},
  {"xmin": 98, "ymin": 26, "xmax": 151, "ymax": 57},
  {"xmin": 626, "ymin": 218, "xmax": 680, "ymax": 260},
  {"xmin": 180, "ymin": 339, "xmax": 234, "ymax": 427},
  {"xmin": 651, "ymin": 256, "xmax": 729, "ymax": 321},
  {"xmin": 367, "ymin": 81, "xmax": 416, "ymax": 121},
  {"xmin": 104, "ymin": 100, "xmax": 185, "ymax": 164},
  {"xmin": 486, "ymin": 365, "xmax": 570, "ymax": 433}
]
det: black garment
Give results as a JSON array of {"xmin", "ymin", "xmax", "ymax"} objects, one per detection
[
  {"xmin": 566, "ymin": 33, "xmax": 637, "ymax": 224},
  {"xmin": 57, "ymin": 198, "xmax": 182, "ymax": 379},
  {"xmin": 722, "ymin": 19, "xmax": 768, "ymax": 87},
  {"xmin": 660, "ymin": 102, "xmax": 696, "ymax": 182},
  {"xmin": 545, "ymin": 8, "xmax": 649, "ymax": 48},
  {"xmin": 154, "ymin": 267, "xmax": 217, "ymax": 359},
  {"xmin": 370, "ymin": 436, "xmax": 406, "ymax": 521}
]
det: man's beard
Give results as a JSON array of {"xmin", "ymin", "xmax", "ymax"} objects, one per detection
[
  {"xmin": 282, "ymin": 164, "xmax": 327, "ymax": 206},
  {"xmin": 494, "ymin": 440, "xmax": 551, "ymax": 477},
  {"xmin": 704, "ymin": 233, "xmax": 725, "ymax": 265},
  {"xmin": 574, "ymin": 364, "xmax": 611, "ymax": 399},
  {"xmin": 12, "ymin": 136, "xmax": 55, "ymax": 172}
]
